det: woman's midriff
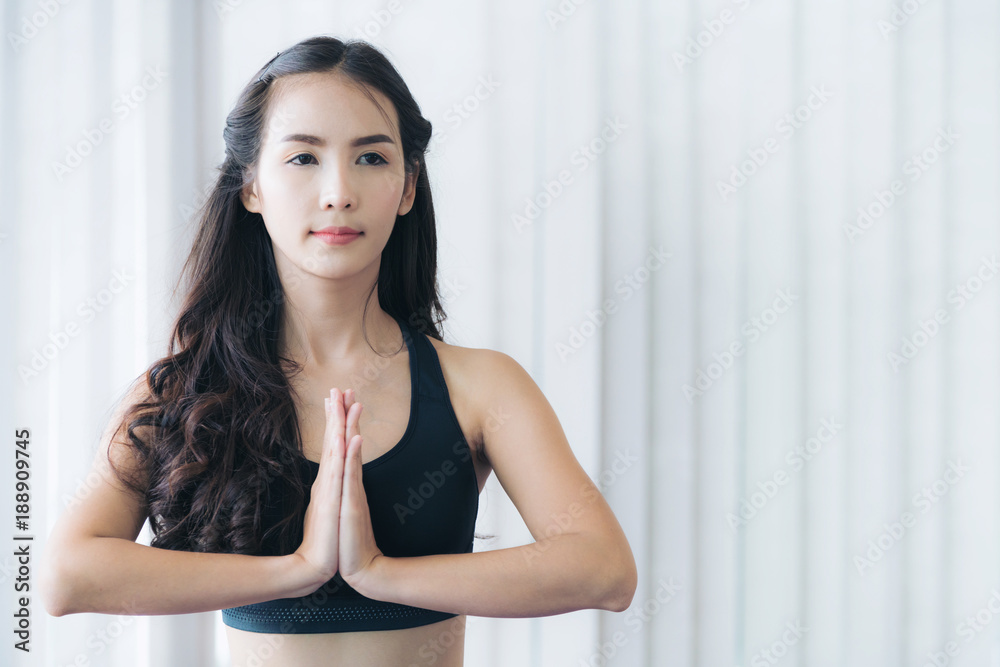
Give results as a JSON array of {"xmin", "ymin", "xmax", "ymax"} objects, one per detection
[{"xmin": 224, "ymin": 614, "xmax": 467, "ymax": 667}]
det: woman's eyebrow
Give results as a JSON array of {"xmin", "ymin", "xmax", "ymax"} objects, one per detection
[{"xmin": 278, "ymin": 133, "xmax": 395, "ymax": 147}]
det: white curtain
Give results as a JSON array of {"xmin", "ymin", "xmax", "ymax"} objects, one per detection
[{"xmin": 4, "ymin": 0, "xmax": 998, "ymax": 665}]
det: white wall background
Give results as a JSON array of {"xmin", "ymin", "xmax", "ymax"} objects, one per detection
[{"xmin": 2, "ymin": 0, "xmax": 998, "ymax": 665}]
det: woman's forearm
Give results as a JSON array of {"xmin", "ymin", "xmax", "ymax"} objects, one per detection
[
  {"xmin": 352, "ymin": 531, "xmax": 635, "ymax": 617},
  {"xmin": 41, "ymin": 536, "xmax": 324, "ymax": 617}
]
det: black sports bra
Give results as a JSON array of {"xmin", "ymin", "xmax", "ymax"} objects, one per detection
[{"xmin": 220, "ymin": 315, "xmax": 480, "ymax": 633}]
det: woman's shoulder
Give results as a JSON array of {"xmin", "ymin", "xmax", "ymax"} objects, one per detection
[
  {"xmin": 423, "ymin": 335, "xmax": 528, "ymax": 457},
  {"xmin": 425, "ymin": 335, "xmax": 533, "ymax": 410},
  {"xmin": 425, "ymin": 334, "xmax": 523, "ymax": 387}
]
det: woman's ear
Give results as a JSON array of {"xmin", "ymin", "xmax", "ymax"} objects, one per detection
[
  {"xmin": 396, "ymin": 163, "xmax": 419, "ymax": 217},
  {"xmin": 241, "ymin": 178, "xmax": 261, "ymax": 213}
]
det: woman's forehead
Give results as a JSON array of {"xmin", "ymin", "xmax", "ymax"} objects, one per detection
[{"xmin": 265, "ymin": 71, "xmax": 398, "ymax": 145}]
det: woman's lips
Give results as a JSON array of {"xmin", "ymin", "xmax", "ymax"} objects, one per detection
[{"xmin": 311, "ymin": 230, "xmax": 362, "ymax": 245}]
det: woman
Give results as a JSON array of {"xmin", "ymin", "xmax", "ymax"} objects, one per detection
[{"xmin": 39, "ymin": 35, "xmax": 637, "ymax": 666}]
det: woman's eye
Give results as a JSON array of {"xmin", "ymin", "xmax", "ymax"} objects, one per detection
[
  {"xmin": 287, "ymin": 152, "xmax": 386, "ymax": 167},
  {"xmin": 359, "ymin": 152, "xmax": 387, "ymax": 166}
]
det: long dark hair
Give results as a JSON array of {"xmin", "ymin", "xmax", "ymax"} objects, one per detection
[{"xmin": 108, "ymin": 36, "xmax": 463, "ymax": 556}]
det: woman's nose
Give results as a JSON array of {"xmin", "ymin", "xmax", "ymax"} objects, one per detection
[{"xmin": 319, "ymin": 166, "xmax": 357, "ymax": 209}]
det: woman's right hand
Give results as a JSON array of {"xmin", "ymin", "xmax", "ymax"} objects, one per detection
[{"xmin": 293, "ymin": 387, "xmax": 363, "ymax": 586}]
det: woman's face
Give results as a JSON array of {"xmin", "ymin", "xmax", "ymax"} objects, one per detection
[{"xmin": 241, "ymin": 70, "xmax": 417, "ymax": 283}]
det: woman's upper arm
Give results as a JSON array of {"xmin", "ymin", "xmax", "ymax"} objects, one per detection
[
  {"xmin": 472, "ymin": 350, "xmax": 626, "ymax": 547},
  {"xmin": 50, "ymin": 377, "xmax": 152, "ymax": 548}
]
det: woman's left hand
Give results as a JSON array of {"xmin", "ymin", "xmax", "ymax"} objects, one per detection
[{"xmin": 336, "ymin": 389, "xmax": 385, "ymax": 591}]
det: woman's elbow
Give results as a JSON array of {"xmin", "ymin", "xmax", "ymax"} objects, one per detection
[
  {"xmin": 39, "ymin": 552, "xmax": 76, "ymax": 617},
  {"xmin": 599, "ymin": 541, "xmax": 638, "ymax": 613}
]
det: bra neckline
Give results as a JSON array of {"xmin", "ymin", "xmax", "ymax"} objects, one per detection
[{"xmin": 302, "ymin": 314, "xmax": 417, "ymax": 471}]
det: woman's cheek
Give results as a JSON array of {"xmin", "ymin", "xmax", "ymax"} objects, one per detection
[
  {"xmin": 373, "ymin": 170, "xmax": 404, "ymax": 202},
  {"xmin": 381, "ymin": 181, "xmax": 406, "ymax": 217}
]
